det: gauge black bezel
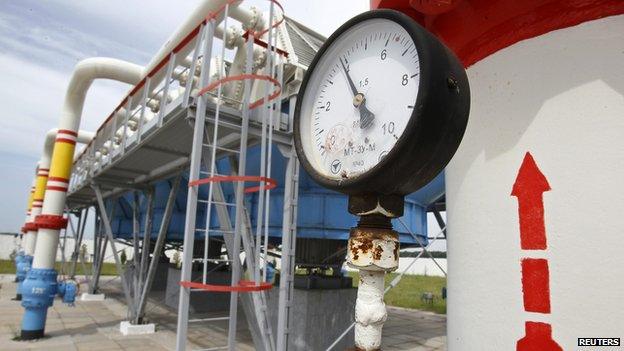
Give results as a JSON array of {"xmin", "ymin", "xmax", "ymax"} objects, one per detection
[{"xmin": 294, "ymin": 9, "xmax": 470, "ymax": 195}]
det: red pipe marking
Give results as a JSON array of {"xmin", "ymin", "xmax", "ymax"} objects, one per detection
[
  {"xmin": 57, "ymin": 129, "xmax": 78, "ymax": 137},
  {"xmin": 55, "ymin": 138, "xmax": 77, "ymax": 145},
  {"xmin": 45, "ymin": 186, "xmax": 68, "ymax": 192},
  {"xmin": 47, "ymin": 176, "xmax": 69, "ymax": 183},
  {"xmin": 517, "ymin": 321, "xmax": 562, "ymax": 351},
  {"xmin": 521, "ymin": 258, "xmax": 551, "ymax": 313},
  {"xmin": 372, "ymin": 0, "xmax": 624, "ymax": 67},
  {"xmin": 511, "ymin": 152, "xmax": 551, "ymax": 250}
]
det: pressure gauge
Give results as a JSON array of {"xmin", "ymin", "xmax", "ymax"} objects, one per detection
[{"xmin": 294, "ymin": 9, "xmax": 470, "ymax": 195}]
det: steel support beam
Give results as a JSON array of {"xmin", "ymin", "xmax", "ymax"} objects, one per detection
[
  {"xmin": 135, "ymin": 174, "xmax": 181, "ymax": 324},
  {"xmin": 93, "ymin": 184, "xmax": 134, "ymax": 309}
]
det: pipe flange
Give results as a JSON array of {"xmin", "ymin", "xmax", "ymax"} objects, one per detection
[
  {"xmin": 225, "ymin": 26, "xmax": 243, "ymax": 49},
  {"xmin": 34, "ymin": 215, "xmax": 68, "ymax": 230},
  {"xmin": 21, "ymin": 268, "xmax": 58, "ymax": 309},
  {"xmin": 245, "ymin": 6, "xmax": 265, "ymax": 32}
]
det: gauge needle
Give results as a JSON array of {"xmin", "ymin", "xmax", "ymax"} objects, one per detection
[{"xmin": 339, "ymin": 57, "xmax": 375, "ymax": 129}]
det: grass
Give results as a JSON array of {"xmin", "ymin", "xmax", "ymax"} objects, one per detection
[
  {"xmin": 2, "ymin": 259, "xmax": 446, "ymax": 313},
  {"xmin": 0, "ymin": 259, "xmax": 118, "ymax": 276},
  {"xmin": 348, "ymin": 271, "xmax": 447, "ymax": 314}
]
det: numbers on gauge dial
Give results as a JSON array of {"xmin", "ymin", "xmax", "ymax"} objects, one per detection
[{"xmin": 303, "ymin": 19, "xmax": 420, "ymax": 179}]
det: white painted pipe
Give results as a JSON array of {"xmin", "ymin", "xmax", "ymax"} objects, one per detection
[
  {"xmin": 143, "ymin": 0, "xmax": 255, "ymax": 85},
  {"xmin": 23, "ymin": 128, "xmax": 95, "ymax": 256},
  {"xmin": 32, "ymin": 58, "xmax": 143, "ymax": 270},
  {"xmin": 355, "ymin": 271, "xmax": 387, "ymax": 350}
]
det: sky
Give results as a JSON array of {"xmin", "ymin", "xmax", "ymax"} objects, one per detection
[{"xmin": 0, "ymin": 0, "xmax": 446, "ymax": 250}]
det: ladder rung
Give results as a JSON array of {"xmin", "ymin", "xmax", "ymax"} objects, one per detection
[
  {"xmin": 198, "ymin": 200, "xmax": 236, "ymax": 207},
  {"xmin": 195, "ymin": 228, "xmax": 235, "ymax": 234},
  {"xmin": 198, "ymin": 171, "xmax": 229, "ymax": 176},
  {"xmin": 189, "ymin": 316, "xmax": 230, "ymax": 323},
  {"xmin": 196, "ymin": 258, "xmax": 232, "ymax": 262},
  {"xmin": 202, "ymin": 143, "xmax": 241, "ymax": 154}
]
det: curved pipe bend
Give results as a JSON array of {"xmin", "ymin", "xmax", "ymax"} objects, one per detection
[{"xmin": 60, "ymin": 58, "xmax": 144, "ymax": 132}]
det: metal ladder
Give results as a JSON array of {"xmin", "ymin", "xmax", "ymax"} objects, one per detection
[
  {"xmin": 175, "ymin": 5, "xmax": 282, "ymax": 349},
  {"xmin": 276, "ymin": 145, "xmax": 300, "ymax": 351}
]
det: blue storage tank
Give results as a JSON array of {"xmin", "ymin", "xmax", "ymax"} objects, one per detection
[{"xmin": 109, "ymin": 144, "xmax": 443, "ymax": 246}]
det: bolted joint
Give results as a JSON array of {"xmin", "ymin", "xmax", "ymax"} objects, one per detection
[
  {"xmin": 34, "ymin": 214, "xmax": 68, "ymax": 230},
  {"xmin": 347, "ymin": 224, "xmax": 399, "ymax": 272},
  {"xmin": 21, "ymin": 268, "xmax": 58, "ymax": 309},
  {"xmin": 348, "ymin": 194, "xmax": 404, "ymax": 218}
]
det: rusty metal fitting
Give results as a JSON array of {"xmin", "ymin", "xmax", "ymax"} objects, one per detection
[{"xmin": 347, "ymin": 225, "xmax": 399, "ymax": 272}]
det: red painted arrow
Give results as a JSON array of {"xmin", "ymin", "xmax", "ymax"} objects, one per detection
[{"xmin": 511, "ymin": 152, "xmax": 551, "ymax": 250}]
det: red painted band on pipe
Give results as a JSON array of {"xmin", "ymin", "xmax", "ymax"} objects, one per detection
[
  {"xmin": 47, "ymin": 176, "xmax": 70, "ymax": 183},
  {"xmin": 197, "ymin": 74, "xmax": 282, "ymax": 110},
  {"xmin": 371, "ymin": 0, "xmax": 624, "ymax": 68},
  {"xmin": 34, "ymin": 214, "xmax": 68, "ymax": 230},
  {"xmin": 188, "ymin": 175, "xmax": 277, "ymax": 194},
  {"xmin": 57, "ymin": 129, "xmax": 78, "ymax": 137},
  {"xmin": 45, "ymin": 186, "xmax": 68, "ymax": 192},
  {"xmin": 55, "ymin": 138, "xmax": 77, "ymax": 145},
  {"xmin": 180, "ymin": 280, "xmax": 273, "ymax": 292},
  {"xmin": 22, "ymin": 222, "xmax": 38, "ymax": 232}
]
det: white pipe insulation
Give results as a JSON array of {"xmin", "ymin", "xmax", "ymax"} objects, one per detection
[
  {"xmin": 23, "ymin": 129, "xmax": 95, "ymax": 257},
  {"xmin": 32, "ymin": 58, "xmax": 143, "ymax": 270}
]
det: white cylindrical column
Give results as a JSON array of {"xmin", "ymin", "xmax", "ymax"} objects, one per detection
[
  {"xmin": 24, "ymin": 129, "xmax": 95, "ymax": 257},
  {"xmin": 446, "ymin": 15, "xmax": 624, "ymax": 350},
  {"xmin": 32, "ymin": 58, "xmax": 143, "ymax": 270}
]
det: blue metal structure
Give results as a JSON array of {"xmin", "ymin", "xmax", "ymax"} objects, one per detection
[
  {"xmin": 20, "ymin": 268, "xmax": 57, "ymax": 339},
  {"xmin": 14, "ymin": 252, "xmax": 31, "ymax": 300},
  {"xmin": 109, "ymin": 145, "xmax": 443, "ymax": 246}
]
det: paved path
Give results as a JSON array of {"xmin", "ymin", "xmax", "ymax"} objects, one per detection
[{"xmin": 0, "ymin": 274, "xmax": 446, "ymax": 350}]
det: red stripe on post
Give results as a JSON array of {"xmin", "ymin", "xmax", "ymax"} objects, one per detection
[
  {"xmin": 47, "ymin": 176, "xmax": 69, "ymax": 183},
  {"xmin": 521, "ymin": 258, "xmax": 551, "ymax": 314},
  {"xmin": 56, "ymin": 138, "xmax": 77, "ymax": 145},
  {"xmin": 46, "ymin": 186, "xmax": 68, "ymax": 192},
  {"xmin": 57, "ymin": 129, "xmax": 78, "ymax": 137}
]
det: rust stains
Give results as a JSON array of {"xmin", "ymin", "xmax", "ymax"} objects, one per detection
[{"xmin": 373, "ymin": 244, "xmax": 383, "ymax": 260}]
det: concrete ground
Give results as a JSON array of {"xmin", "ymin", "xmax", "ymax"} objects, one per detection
[{"xmin": 0, "ymin": 274, "xmax": 446, "ymax": 350}]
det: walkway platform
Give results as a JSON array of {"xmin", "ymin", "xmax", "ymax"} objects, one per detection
[{"xmin": 0, "ymin": 274, "xmax": 446, "ymax": 350}]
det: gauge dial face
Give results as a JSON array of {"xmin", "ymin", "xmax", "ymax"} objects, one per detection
[{"xmin": 298, "ymin": 18, "xmax": 420, "ymax": 180}]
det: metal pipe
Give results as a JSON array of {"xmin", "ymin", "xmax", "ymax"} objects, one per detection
[
  {"xmin": 23, "ymin": 128, "xmax": 95, "ymax": 257},
  {"xmin": 20, "ymin": 58, "xmax": 143, "ymax": 340},
  {"xmin": 31, "ymin": 59, "xmax": 142, "ymax": 270}
]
